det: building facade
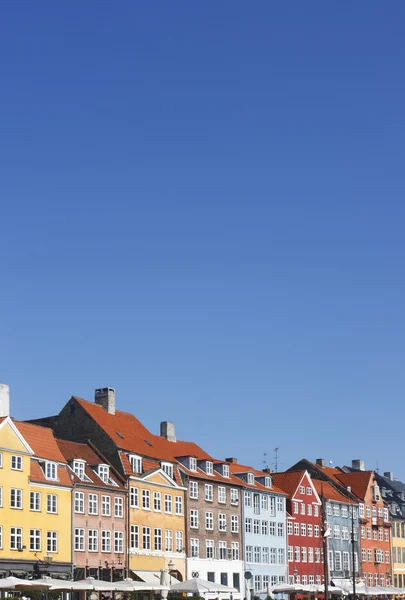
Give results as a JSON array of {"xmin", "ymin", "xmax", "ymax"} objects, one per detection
[
  {"xmin": 228, "ymin": 461, "xmax": 288, "ymax": 597},
  {"xmin": 0, "ymin": 416, "xmax": 72, "ymax": 579}
]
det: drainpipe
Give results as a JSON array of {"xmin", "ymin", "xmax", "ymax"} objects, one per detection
[
  {"xmin": 71, "ymin": 482, "xmax": 75, "ymax": 581},
  {"xmin": 126, "ymin": 479, "xmax": 130, "ymax": 580}
]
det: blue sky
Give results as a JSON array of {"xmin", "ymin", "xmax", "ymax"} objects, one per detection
[{"xmin": 1, "ymin": 3, "xmax": 404, "ymax": 478}]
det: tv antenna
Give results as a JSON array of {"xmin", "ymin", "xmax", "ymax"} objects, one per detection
[
  {"xmin": 263, "ymin": 452, "xmax": 269, "ymax": 470},
  {"xmin": 274, "ymin": 447, "xmax": 279, "ymax": 472}
]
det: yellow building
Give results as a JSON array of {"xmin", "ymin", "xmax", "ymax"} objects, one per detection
[
  {"xmin": 0, "ymin": 416, "xmax": 72, "ymax": 578},
  {"xmin": 391, "ymin": 518, "xmax": 405, "ymax": 588}
]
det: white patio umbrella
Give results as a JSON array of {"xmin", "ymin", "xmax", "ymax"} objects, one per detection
[
  {"xmin": 27, "ymin": 578, "xmax": 60, "ymax": 590},
  {"xmin": 50, "ymin": 577, "xmax": 117, "ymax": 591},
  {"xmin": 0, "ymin": 577, "xmax": 32, "ymax": 589},
  {"xmin": 115, "ymin": 579, "xmax": 168, "ymax": 592},
  {"xmin": 170, "ymin": 578, "xmax": 237, "ymax": 594}
]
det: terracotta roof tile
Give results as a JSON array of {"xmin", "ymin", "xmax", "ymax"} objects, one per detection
[
  {"xmin": 271, "ymin": 471, "xmax": 306, "ymax": 498},
  {"xmin": 332, "ymin": 471, "xmax": 373, "ymax": 501},
  {"xmin": 30, "ymin": 459, "xmax": 72, "ymax": 487},
  {"xmin": 228, "ymin": 462, "xmax": 287, "ymax": 495},
  {"xmin": 13, "ymin": 420, "xmax": 67, "ymax": 463},
  {"xmin": 312, "ymin": 479, "xmax": 353, "ymax": 504}
]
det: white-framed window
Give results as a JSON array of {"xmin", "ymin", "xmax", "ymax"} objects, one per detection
[
  {"xmin": 114, "ymin": 531, "xmax": 124, "ymax": 553},
  {"xmin": 102, "ymin": 530, "xmax": 111, "ymax": 552},
  {"xmin": 130, "ymin": 524, "xmax": 139, "ymax": 550},
  {"xmin": 218, "ymin": 486, "xmax": 226, "ymax": 503},
  {"xmin": 102, "ymin": 495, "xmax": 111, "ymax": 516},
  {"xmin": 10, "ymin": 488, "xmax": 22, "ymax": 509},
  {"xmin": 334, "ymin": 525, "xmax": 341, "ymax": 539},
  {"xmin": 114, "ymin": 496, "xmax": 124, "ymax": 517},
  {"xmin": 288, "ymin": 546, "xmax": 293, "ymax": 562},
  {"xmin": 294, "ymin": 522, "xmax": 299, "ymax": 535},
  {"xmin": 74, "ymin": 528, "xmax": 85, "ymax": 551},
  {"xmin": 254, "ymin": 546, "xmax": 261, "ymax": 563},
  {"xmin": 246, "ymin": 546, "xmax": 253, "ymax": 562},
  {"xmin": 11, "ymin": 455, "xmax": 22, "ymax": 471},
  {"xmin": 307, "ymin": 504, "xmax": 312, "ymax": 515},
  {"xmin": 190, "ymin": 509, "xmax": 199, "ymax": 528},
  {"xmin": 299, "ymin": 486, "xmax": 305, "ymax": 494},
  {"xmin": 307, "ymin": 524, "xmax": 313, "ymax": 537},
  {"xmin": 264, "ymin": 476, "xmax": 271, "ymax": 488},
  {"xmin": 314, "ymin": 504, "xmax": 319, "ymax": 516},
  {"xmin": 223, "ymin": 465, "xmax": 230, "ymax": 478},
  {"xmin": 277, "ymin": 497, "xmax": 284, "ymax": 511},
  {"xmin": 269, "ymin": 521, "xmax": 276, "ymax": 536},
  {"xmin": 189, "ymin": 457, "xmax": 197, "ymax": 471},
  {"xmin": 333, "ymin": 504, "xmax": 340, "ymax": 516},
  {"xmin": 176, "ymin": 530, "xmax": 183, "ymax": 552},
  {"xmin": 142, "ymin": 489, "xmax": 150, "ymax": 509},
  {"xmin": 161, "ymin": 462, "xmax": 174, "ymax": 479},
  {"xmin": 306, "ymin": 487, "xmax": 312, "ymax": 495},
  {"xmin": 154, "ymin": 528, "xmax": 162, "ymax": 551},
  {"xmin": 245, "ymin": 518, "xmax": 252, "ymax": 533},
  {"xmin": 130, "ymin": 487, "xmax": 139, "ymax": 508},
  {"xmin": 142, "ymin": 527, "xmax": 151, "ymax": 550},
  {"xmin": 47, "ymin": 531, "xmax": 57, "ymax": 553},
  {"xmin": 231, "ymin": 515, "xmax": 239, "ymax": 533},
  {"xmin": 30, "ymin": 491, "xmax": 41, "ymax": 512},
  {"xmin": 206, "ymin": 461, "xmax": 213, "ymax": 475},
  {"xmin": 165, "ymin": 529, "xmax": 173, "ymax": 551},
  {"xmin": 205, "ymin": 483, "xmax": 213, "ymax": 501},
  {"xmin": 73, "ymin": 460, "xmax": 85, "ymax": 479},
  {"xmin": 218, "ymin": 540, "xmax": 227, "ymax": 559},
  {"xmin": 129, "ymin": 455, "xmax": 142, "ymax": 474},
  {"xmin": 278, "ymin": 522, "xmax": 284, "ymax": 537},
  {"xmin": 88, "ymin": 529, "xmax": 98, "ymax": 552},
  {"xmin": 205, "ymin": 511, "xmax": 214, "ymax": 530},
  {"xmin": 206, "ymin": 539, "xmax": 214, "ymax": 559},
  {"xmin": 10, "ymin": 527, "xmax": 22, "ymax": 550},
  {"xmin": 164, "ymin": 494, "xmax": 172, "ymax": 513},
  {"xmin": 314, "ymin": 525, "xmax": 320, "ymax": 537},
  {"xmin": 175, "ymin": 495, "xmax": 183, "ymax": 515},
  {"xmin": 190, "ymin": 481, "xmax": 198, "ymax": 499},
  {"xmin": 191, "ymin": 537, "xmax": 199, "ymax": 557},
  {"xmin": 244, "ymin": 491, "xmax": 252, "ymax": 507},
  {"xmin": 231, "ymin": 541, "xmax": 239, "ymax": 560},
  {"xmin": 253, "ymin": 519, "xmax": 260, "ymax": 534},
  {"xmin": 270, "ymin": 547, "xmax": 277, "ymax": 564},
  {"xmin": 47, "ymin": 494, "xmax": 57, "ymax": 514},
  {"xmin": 30, "ymin": 529, "xmax": 41, "ymax": 551},
  {"xmin": 301, "ymin": 547, "xmax": 307, "ymax": 562},
  {"xmin": 343, "ymin": 551, "xmax": 349, "ymax": 571},
  {"xmin": 247, "ymin": 472, "xmax": 255, "ymax": 484},
  {"xmin": 278, "ymin": 548, "xmax": 285, "ymax": 564},
  {"xmin": 88, "ymin": 494, "xmax": 98, "ymax": 515},
  {"xmin": 308, "ymin": 547, "xmax": 314, "ymax": 562},
  {"xmin": 293, "ymin": 501, "xmax": 299, "ymax": 513},
  {"xmin": 45, "ymin": 462, "xmax": 58, "ymax": 481},
  {"xmin": 335, "ymin": 551, "xmax": 342, "ymax": 571},
  {"xmin": 287, "ymin": 521, "xmax": 293, "ymax": 535},
  {"xmin": 230, "ymin": 488, "xmax": 238, "ymax": 505},
  {"xmin": 98, "ymin": 465, "xmax": 109, "ymax": 483},
  {"xmin": 300, "ymin": 503, "xmax": 305, "ymax": 514},
  {"xmin": 154, "ymin": 491, "xmax": 162, "ymax": 512},
  {"xmin": 218, "ymin": 513, "xmax": 227, "ymax": 532},
  {"xmin": 315, "ymin": 548, "xmax": 320, "ymax": 563},
  {"xmin": 254, "ymin": 575, "xmax": 262, "ymax": 592},
  {"xmin": 301, "ymin": 523, "xmax": 306, "ymax": 536},
  {"xmin": 294, "ymin": 546, "xmax": 300, "ymax": 562},
  {"xmin": 262, "ymin": 520, "xmax": 268, "ymax": 535},
  {"xmin": 74, "ymin": 491, "xmax": 84, "ymax": 513}
]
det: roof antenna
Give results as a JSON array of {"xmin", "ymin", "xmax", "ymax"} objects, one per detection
[
  {"xmin": 263, "ymin": 452, "xmax": 268, "ymax": 470},
  {"xmin": 274, "ymin": 447, "xmax": 279, "ymax": 473},
  {"xmin": 376, "ymin": 460, "xmax": 379, "ymax": 474}
]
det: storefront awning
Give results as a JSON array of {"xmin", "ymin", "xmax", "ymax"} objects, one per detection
[{"xmin": 132, "ymin": 571, "xmax": 179, "ymax": 585}]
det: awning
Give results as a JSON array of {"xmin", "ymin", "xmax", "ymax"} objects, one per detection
[{"xmin": 132, "ymin": 571, "xmax": 179, "ymax": 586}]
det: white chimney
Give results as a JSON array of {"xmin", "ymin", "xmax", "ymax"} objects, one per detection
[
  {"xmin": 0, "ymin": 384, "xmax": 10, "ymax": 418},
  {"xmin": 160, "ymin": 421, "xmax": 176, "ymax": 442},
  {"xmin": 95, "ymin": 387, "xmax": 116, "ymax": 415}
]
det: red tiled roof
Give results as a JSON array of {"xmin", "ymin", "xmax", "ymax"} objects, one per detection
[
  {"xmin": 332, "ymin": 471, "xmax": 373, "ymax": 501},
  {"xmin": 30, "ymin": 459, "xmax": 73, "ymax": 487},
  {"xmin": 312, "ymin": 479, "xmax": 353, "ymax": 504},
  {"xmin": 119, "ymin": 451, "xmax": 184, "ymax": 486},
  {"xmin": 228, "ymin": 462, "xmax": 286, "ymax": 495},
  {"xmin": 13, "ymin": 420, "xmax": 67, "ymax": 463},
  {"xmin": 272, "ymin": 471, "xmax": 306, "ymax": 498}
]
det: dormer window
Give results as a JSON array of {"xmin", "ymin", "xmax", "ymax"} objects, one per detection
[
  {"xmin": 161, "ymin": 462, "xmax": 174, "ymax": 479},
  {"xmin": 206, "ymin": 461, "xmax": 213, "ymax": 475},
  {"xmin": 98, "ymin": 464, "xmax": 109, "ymax": 483},
  {"xmin": 223, "ymin": 465, "xmax": 230, "ymax": 478},
  {"xmin": 129, "ymin": 455, "xmax": 142, "ymax": 474},
  {"xmin": 247, "ymin": 473, "xmax": 255, "ymax": 485},
  {"xmin": 73, "ymin": 460, "xmax": 85, "ymax": 480},
  {"xmin": 45, "ymin": 462, "xmax": 58, "ymax": 481},
  {"xmin": 189, "ymin": 457, "xmax": 197, "ymax": 472},
  {"xmin": 264, "ymin": 476, "xmax": 271, "ymax": 488}
]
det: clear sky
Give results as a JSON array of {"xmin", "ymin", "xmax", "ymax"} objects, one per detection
[{"xmin": 1, "ymin": 3, "xmax": 404, "ymax": 479}]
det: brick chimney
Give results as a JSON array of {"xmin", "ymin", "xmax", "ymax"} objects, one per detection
[
  {"xmin": 316, "ymin": 458, "xmax": 326, "ymax": 467},
  {"xmin": 263, "ymin": 467, "xmax": 273, "ymax": 474},
  {"xmin": 160, "ymin": 421, "xmax": 176, "ymax": 442},
  {"xmin": 95, "ymin": 387, "xmax": 116, "ymax": 415},
  {"xmin": 352, "ymin": 459, "xmax": 365, "ymax": 471},
  {"xmin": 0, "ymin": 384, "xmax": 10, "ymax": 418},
  {"xmin": 225, "ymin": 457, "xmax": 238, "ymax": 464}
]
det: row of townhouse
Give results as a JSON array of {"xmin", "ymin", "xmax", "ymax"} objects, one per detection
[{"xmin": 0, "ymin": 384, "xmax": 397, "ymax": 596}]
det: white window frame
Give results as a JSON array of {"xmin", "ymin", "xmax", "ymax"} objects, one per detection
[
  {"xmin": 189, "ymin": 457, "xmax": 197, "ymax": 471},
  {"xmin": 11, "ymin": 455, "xmax": 22, "ymax": 471},
  {"xmin": 45, "ymin": 462, "xmax": 58, "ymax": 481},
  {"xmin": 129, "ymin": 454, "xmax": 142, "ymax": 474}
]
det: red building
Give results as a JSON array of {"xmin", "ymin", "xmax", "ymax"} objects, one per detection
[{"xmin": 273, "ymin": 471, "xmax": 324, "ymax": 586}]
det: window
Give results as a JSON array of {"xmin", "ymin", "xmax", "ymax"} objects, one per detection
[
  {"xmin": 301, "ymin": 547, "xmax": 307, "ymax": 562},
  {"xmin": 328, "ymin": 551, "xmax": 334, "ymax": 571},
  {"xmin": 231, "ymin": 488, "xmax": 239, "ymax": 504},
  {"xmin": 246, "ymin": 546, "xmax": 253, "ymax": 562},
  {"xmin": 308, "ymin": 547, "xmax": 314, "ymax": 562},
  {"xmin": 142, "ymin": 489, "xmax": 150, "ymax": 509},
  {"xmin": 114, "ymin": 497, "xmax": 123, "ymax": 517},
  {"xmin": 88, "ymin": 530, "xmax": 98, "ymax": 552},
  {"xmin": 342, "ymin": 506, "xmax": 348, "ymax": 518},
  {"xmin": 102, "ymin": 495, "xmax": 111, "ymax": 516},
  {"xmin": 73, "ymin": 460, "xmax": 85, "ymax": 479},
  {"xmin": 218, "ymin": 486, "xmax": 226, "ymax": 503},
  {"xmin": 223, "ymin": 465, "xmax": 230, "ymax": 478},
  {"xmin": 47, "ymin": 531, "xmax": 57, "ymax": 553},
  {"xmin": 335, "ymin": 551, "xmax": 342, "ymax": 571},
  {"xmin": 300, "ymin": 503, "xmax": 305, "ymax": 514},
  {"xmin": 301, "ymin": 523, "xmax": 306, "ymax": 536},
  {"xmin": 307, "ymin": 524, "xmax": 313, "ymax": 537},
  {"xmin": 368, "ymin": 549, "xmax": 372, "ymax": 562},
  {"xmin": 154, "ymin": 491, "xmax": 161, "ymax": 511},
  {"xmin": 333, "ymin": 504, "xmax": 340, "ymax": 516},
  {"xmin": 165, "ymin": 529, "xmax": 173, "ymax": 551},
  {"xmin": 129, "ymin": 524, "xmax": 139, "ymax": 550},
  {"xmin": 102, "ymin": 530, "xmax": 111, "ymax": 552},
  {"xmin": 88, "ymin": 494, "xmax": 98, "ymax": 515},
  {"xmin": 206, "ymin": 461, "xmax": 213, "ymax": 475},
  {"xmin": 306, "ymin": 487, "xmax": 312, "ymax": 495},
  {"xmin": 10, "ymin": 488, "xmax": 22, "ymax": 509},
  {"xmin": 245, "ymin": 491, "xmax": 252, "ymax": 507},
  {"xmin": 189, "ymin": 481, "xmax": 198, "ymax": 499},
  {"xmin": 206, "ymin": 539, "xmax": 214, "ymax": 559},
  {"xmin": 218, "ymin": 540, "xmax": 227, "ymax": 559},
  {"xmin": 269, "ymin": 521, "xmax": 276, "ymax": 536},
  {"xmin": 175, "ymin": 495, "xmax": 183, "ymax": 515},
  {"xmin": 314, "ymin": 525, "xmax": 320, "ymax": 537},
  {"xmin": 74, "ymin": 492, "xmax": 84, "ymax": 513},
  {"xmin": 294, "ymin": 546, "xmax": 300, "ymax": 562},
  {"xmin": 361, "ymin": 526, "xmax": 366, "ymax": 539},
  {"xmin": 47, "ymin": 494, "xmax": 57, "ymax": 513},
  {"xmin": 270, "ymin": 547, "xmax": 277, "ymax": 564},
  {"xmin": 288, "ymin": 546, "xmax": 293, "ymax": 562},
  {"xmin": 253, "ymin": 493, "xmax": 260, "ymax": 514},
  {"xmin": 262, "ymin": 547, "xmax": 269, "ymax": 563},
  {"xmin": 205, "ymin": 484, "xmax": 213, "ymax": 501},
  {"xmin": 278, "ymin": 548, "xmax": 285, "ymax": 564},
  {"xmin": 343, "ymin": 552, "xmax": 349, "ymax": 571},
  {"xmin": 361, "ymin": 548, "xmax": 366, "ymax": 562},
  {"xmin": 231, "ymin": 515, "xmax": 239, "ymax": 533},
  {"xmin": 164, "ymin": 494, "xmax": 172, "ymax": 513},
  {"xmin": 190, "ymin": 509, "xmax": 199, "ymax": 528},
  {"xmin": 314, "ymin": 504, "xmax": 319, "ymax": 516},
  {"xmin": 176, "ymin": 530, "xmax": 183, "ymax": 552},
  {"xmin": 11, "ymin": 455, "xmax": 22, "ymax": 470},
  {"xmin": 262, "ymin": 520, "xmax": 268, "ymax": 535},
  {"xmin": 98, "ymin": 465, "xmax": 109, "ymax": 483},
  {"xmin": 189, "ymin": 457, "xmax": 197, "ymax": 471},
  {"xmin": 359, "ymin": 503, "xmax": 364, "ymax": 517},
  {"xmin": 161, "ymin": 462, "xmax": 174, "ymax": 479},
  {"xmin": 191, "ymin": 538, "xmax": 199, "ymax": 557},
  {"xmin": 294, "ymin": 522, "xmax": 299, "ymax": 535},
  {"xmin": 253, "ymin": 519, "xmax": 260, "ymax": 534},
  {"xmin": 129, "ymin": 455, "xmax": 142, "ymax": 474},
  {"xmin": 114, "ymin": 531, "xmax": 124, "ymax": 553},
  {"xmin": 278, "ymin": 522, "xmax": 284, "ymax": 537},
  {"xmin": 307, "ymin": 504, "xmax": 312, "ymax": 515},
  {"xmin": 130, "ymin": 487, "xmax": 138, "ymax": 508},
  {"xmin": 262, "ymin": 495, "xmax": 268, "ymax": 510},
  {"xmin": 154, "ymin": 528, "xmax": 162, "ymax": 551},
  {"xmin": 254, "ymin": 575, "xmax": 261, "ymax": 592},
  {"xmin": 75, "ymin": 528, "xmax": 85, "ymax": 551},
  {"xmin": 333, "ymin": 525, "xmax": 341, "ymax": 539},
  {"xmin": 299, "ymin": 486, "xmax": 305, "ymax": 494},
  {"xmin": 287, "ymin": 521, "xmax": 293, "ymax": 535},
  {"xmin": 277, "ymin": 497, "xmax": 284, "ymax": 512},
  {"xmin": 45, "ymin": 462, "xmax": 57, "ymax": 481},
  {"xmin": 232, "ymin": 541, "xmax": 239, "ymax": 560},
  {"xmin": 245, "ymin": 518, "xmax": 252, "ymax": 533},
  {"xmin": 30, "ymin": 529, "xmax": 41, "ymax": 551},
  {"xmin": 30, "ymin": 491, "xmax": 41, "ymax": 512},
  {"xmin": 315, "ymin": 548, "xmax": 321, "ymax": 563},
  {"xmin": 293, "ymin": 501, "xmax": 299, "ymax": 513},
  {"xmin": 218, "ymin": 513, "xmax": 227, "ymax": 532},
  {"xmin": 384, "ymin": 507, "xmax": 389, "ymax": 521},
  {"xmin": 206, "ymin": 511, "xmax": 214, "ymax": 530},
  {"xmin": 254, "ymin": 546, "xmax": 261, "ymax": 563}
]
